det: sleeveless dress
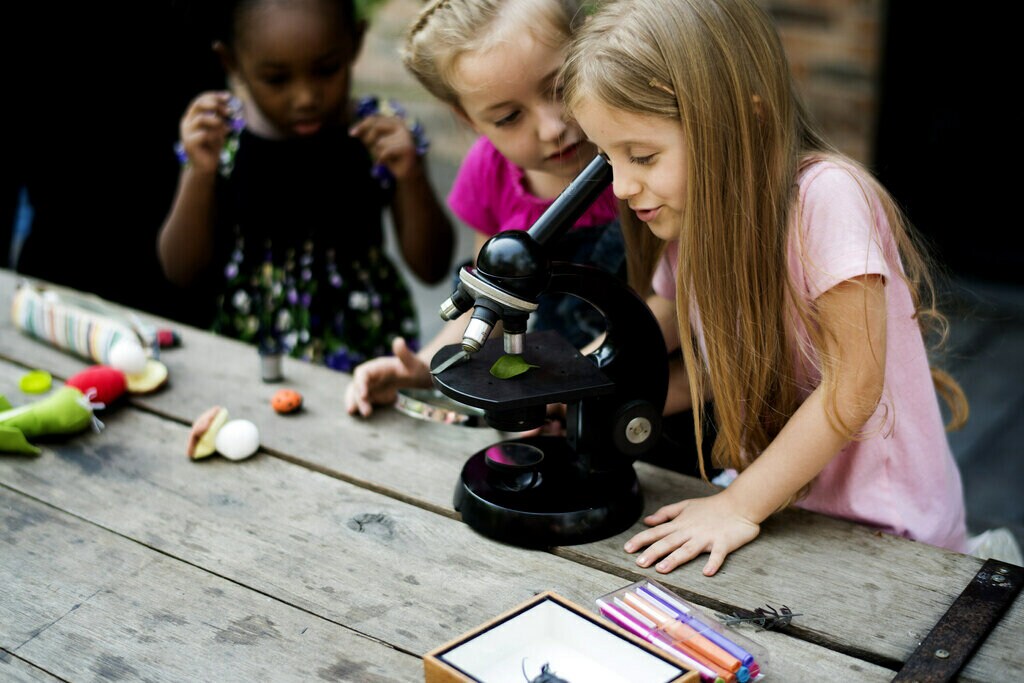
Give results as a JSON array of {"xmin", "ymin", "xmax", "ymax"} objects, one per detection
[{"xmin": 210, "ymin": 126, "xmax": 419, "ymax": 372}]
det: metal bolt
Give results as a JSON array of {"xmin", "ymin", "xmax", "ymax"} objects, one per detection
[
  {"xmin": 996, "ymin": 567, "xmax": 1009, "ymax": 574},
  {"xmin": 934, "ymin": 649, "xmax": 950, "ymax": 659},
  {"xmin": 625, "ymin": 417, "xmax": 652, "ymax": 444}
]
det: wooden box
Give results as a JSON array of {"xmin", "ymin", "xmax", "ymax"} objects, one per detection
[{"xmin": 423, "ymin": 591, "xmax": 698, "ymax": 683}]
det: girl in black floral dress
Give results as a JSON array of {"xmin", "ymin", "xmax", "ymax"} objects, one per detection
[{"xmin": 158, "ymin": 0, "xmax": 453, "ymax": 372}]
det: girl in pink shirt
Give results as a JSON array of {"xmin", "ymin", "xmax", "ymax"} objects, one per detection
[
  {"xmin": 345, "ymin": 0, "xmax": 620, "ymax": 417},
  {"xmin": 564, "ymin": 0, "xmax": 971, "ymax": 575}
]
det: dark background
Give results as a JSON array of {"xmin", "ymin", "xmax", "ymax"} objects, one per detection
[{"xmin": 874, "ymin": 5, "xmax": 1021, "ymax": 285}]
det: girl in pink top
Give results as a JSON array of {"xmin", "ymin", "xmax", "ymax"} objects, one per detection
[
  {"xmin": 345, "ymin": 0, "xmax": 620, "ymax": 417},
  {"xmin": 563, "ymin": 0, "xmax": 970, "ymax": 575}
]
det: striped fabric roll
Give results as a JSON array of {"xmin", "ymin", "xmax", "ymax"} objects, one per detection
[{"xmin": 10, "ymin": 283, "xmax": 147, "ymax": 366}]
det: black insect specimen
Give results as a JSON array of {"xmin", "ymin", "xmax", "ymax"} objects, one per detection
[
  {"xmin": 718, "ymin": 604, "xmax": 801, "ymax": 630},
  {"xmin": 522, "ymin": 661, "xmax": 570, "ymax": 683}
]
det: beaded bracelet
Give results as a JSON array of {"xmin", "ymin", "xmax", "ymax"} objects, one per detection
[
  {"xmin": 173, "ymin": 97, "xmax": 246, "ymax": 178},
  {"xmin": 355, "ymin": 95, "xmax": 430, "ymax": 189}
]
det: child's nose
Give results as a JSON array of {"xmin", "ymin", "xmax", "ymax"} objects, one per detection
[
  {"xmin": 293, "ymin": 81, "xmax": 319, "ymax": 110},
  {"xmin": 612, "ymin": 169, "xmax": 639, "ymax": 200},
  {"xmin": 536, "ymin": 102, "xmax": 567, "ymax": 142}
]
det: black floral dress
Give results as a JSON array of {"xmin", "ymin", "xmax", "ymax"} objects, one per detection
[{"xmin": 209, "ymin": 126, "xmax": 419, "ymax": 372}]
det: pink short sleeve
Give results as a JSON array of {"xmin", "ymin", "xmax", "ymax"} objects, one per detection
[{"xmin": 793, "ymin": 164, "xmax": 891, "ymax": 300}]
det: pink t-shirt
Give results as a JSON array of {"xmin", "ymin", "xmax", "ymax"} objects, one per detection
[
  {"xmin": 652, "ymin": 160, "xmax": 968, "ymax": 553},
  {"xmin": 447, "ymin": 136, "xmax": 618, "ymax": 236}
]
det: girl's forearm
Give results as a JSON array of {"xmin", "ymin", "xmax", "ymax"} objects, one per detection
[
  {"xmin": 720, "ymin": 275, "xmax": 888, "ymax": 522},
  {"xmin": 721, "ymin": 387, "xmax": 851, "ymax": 523},
  {"xmin": 158, "ymin": 168, "xmax": 218, "ymax": 286},
  {"xmin": 392, "ymin": 165, "xmax": 454, "ymax": 285}
]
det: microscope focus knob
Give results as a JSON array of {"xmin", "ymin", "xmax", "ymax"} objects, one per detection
[{"xmin": 612, "ymin": 400, "xmax": 662, "ymax": 458}]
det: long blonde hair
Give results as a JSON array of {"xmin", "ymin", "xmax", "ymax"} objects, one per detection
[
  {"xmin": 402, "ymin": 0, "xmax": 584, "ymax": 110},
  {"xmin": 562, "ymin": 0, "xmax": 967, "ymax": 484}
]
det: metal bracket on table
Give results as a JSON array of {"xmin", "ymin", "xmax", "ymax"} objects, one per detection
[{"xmin": 892, "ymin": 558, "xmax": 1022, "ymax": 682}]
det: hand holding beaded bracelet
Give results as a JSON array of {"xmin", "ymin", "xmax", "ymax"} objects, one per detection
[
  {"xmin": 174, "ymin": 97, "xmax": 246, "ymax": 178},
  {"xmin": 354, "ymin": 95, "xmax": 430, "ymax": 189}
]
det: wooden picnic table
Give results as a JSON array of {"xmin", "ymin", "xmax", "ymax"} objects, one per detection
[{"xmin": 1, "ymin": 267, "xmax": 1020, "ymax": 682}]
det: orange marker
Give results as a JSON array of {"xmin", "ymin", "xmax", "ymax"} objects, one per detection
[{"xmin": 622, "ymin": 591, "xmax": 742, "ymax": 675}]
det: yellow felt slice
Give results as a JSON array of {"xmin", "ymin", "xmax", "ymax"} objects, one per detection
[{"xmin": 125, "ymin": 359, "xmax": 169, "ymax": 394}]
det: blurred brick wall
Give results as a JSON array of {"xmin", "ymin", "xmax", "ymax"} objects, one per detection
[
  {"xmin": 356, "ymin": 0, "xmax": 887, "ymax": 169},
  {"xmin": 760, "ymin": 0, "xmax": 884, "ymax": 165}
]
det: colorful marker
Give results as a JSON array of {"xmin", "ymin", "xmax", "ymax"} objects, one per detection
[
  {"xmin": 638, "ymin": 584, "xmax": 757, "ymax": 669},
  {"xmin": 599, "ymin": 598, "xmax": 726, "ymax": 682},
  {"xmin": 623, "ymin": 591, "xmax": 749, "ymax": 682}
]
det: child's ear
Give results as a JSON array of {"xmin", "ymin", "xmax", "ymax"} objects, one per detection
[
  {"xmin": 213, "ymin": 40, "xmax": 236, "ymax": 76},
  {"xmin": 450, "ymin": 105, "xmax": 479, "ymax": 133}
]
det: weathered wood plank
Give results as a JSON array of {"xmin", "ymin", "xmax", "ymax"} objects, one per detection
[
  {"xmin": 0, "ymin": 650, "xmax": 62, "ymax": 683},
  {"xmin": 0, "ymin": 489, "xmax": 420, "ymax": 682},
  {"xmin": 562, "ymin": 470, "xmax": 1024, "ymax": 681},
  {"xmin": 0, "ymin": 369, "xmax": 891, "ymax": 680},
  {"xmin": 2, "ymin": 269, "xmax": 1017, "ymax": 679}
]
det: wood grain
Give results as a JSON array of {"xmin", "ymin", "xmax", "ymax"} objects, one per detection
[{"xmin": 2, "ymin": 269, "xmax": 1016, "ymax": 681}]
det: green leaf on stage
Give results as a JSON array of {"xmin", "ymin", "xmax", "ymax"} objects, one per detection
[{"xmin": 489, "ymin": 354, "xmax": 538, "ymax": 379}]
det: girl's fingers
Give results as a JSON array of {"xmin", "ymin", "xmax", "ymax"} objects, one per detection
[
  {"xmin": 655, "ymin": 538, "xmax": 707, "ymax": 573},
  {"xmin": 643, "ymin": 500, "xmax": 687, "ymax": 525},
  {"xmin": 624, "ymin": 523, "xmax": 673, "ymax": 553},
  {"xmin": 636, "ymin": 531, "xmax": 690, "ymax": 568},
  {"xmin": 702, "ymin": 544, "xmax": 728, "ymax": 576}
]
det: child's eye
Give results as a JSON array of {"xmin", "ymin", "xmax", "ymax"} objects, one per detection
[
  {"xmin": 314, "ymin": 61, "xmax": 343, "ymax": 78},
  {"xmin": 494, "ymin": 111, "xmax": 521, "ymax": 127},
  {"xmin": 260, "ymin": 72, "xmax": 290, "ymax": 87},
  {"xmin": 630, "ymin": 154, "xmax": 655, "ymax": 166}
]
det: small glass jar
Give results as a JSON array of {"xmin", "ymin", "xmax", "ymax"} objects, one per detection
[{"xmin": 259, "ymin": 350, "xmax": 284, "ymax": 383}]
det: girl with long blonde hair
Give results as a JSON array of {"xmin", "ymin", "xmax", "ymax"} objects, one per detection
[{"xmin": 563, "ymin": 0, "xmax": 971, "ymax": 575}]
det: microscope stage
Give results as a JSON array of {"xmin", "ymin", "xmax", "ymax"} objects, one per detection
[{"xmin": 430, "ymin": 330, "xmax": 615, "ymax": 411}]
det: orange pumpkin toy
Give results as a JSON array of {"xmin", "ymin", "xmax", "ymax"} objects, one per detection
[{"xmin": 271, "ymin": 389, "xmax": 303, "ymax": 414}]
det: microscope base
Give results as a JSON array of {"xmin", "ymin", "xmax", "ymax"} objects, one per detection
[{"xmin": 453, "ymin": 436, "xmax": 643, "ymax": 548}]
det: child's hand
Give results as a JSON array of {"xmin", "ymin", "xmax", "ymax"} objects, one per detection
[
  {"xmin": 624, "ymin": 492, "xmax": 760, "ymax": 576},
  {"xmin": 349, "ymin": 115, "xmax": 421, "ymax": 181},
  {"xmin": 179, "ymin": 91, "xmax": 235, "ymax": 175},
  {"xmin": 345, "ymin": 337, "xmax": 431, "ymax": 417},
  {"xmin": 516, "ymin": 403, "xmax": 568, "ymax": 437}
]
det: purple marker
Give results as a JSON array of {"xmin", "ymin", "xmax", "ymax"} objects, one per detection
[
  {"xmin": 598, "ymin": 598, "xmax": 721, "ymax": 682},
  {"xmin": 639, "ymin": 584, "xmax": 757, "ymax": 669}
]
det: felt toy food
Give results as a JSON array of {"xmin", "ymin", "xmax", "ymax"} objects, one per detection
[
  {"xmin": 65, "ymin": 365, "xmax": 127, "ymax": 406},
  {"xmin": 215, "ymin": 419, "xmax": 260, "ymax": 461},
  {"xmin": 19, "ymin": 370, "xmax": 53, "ymax": 394},
  {"xmin": 271, "ymin": 389, "xmax": 303, "ymax": 414},
  {"xmin": 124, "ymin": 359, "xmax": 169, "ymax": 394},
  {"xmin": 11, "ymin": 282, "xmax": 154, "ymax": 366},
  {"xmin": 156, "ymin": 328, "xmax": 181, "ymax": 348},
  {"xmin": 109, "ymin": 338, "xmax": 148, "ymax": 375},
  {"xmin": 188, "ymin": 406, "xmax": 230, "ymax": 460},
  {"xmin": 0, "ymin": 386, "xmax": 99, "ymax": 455},
  {"xmin": 187, "ymin": 408, "xmax": 260, "ymax": 462}
]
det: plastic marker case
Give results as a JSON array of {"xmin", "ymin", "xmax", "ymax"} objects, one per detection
[{"xmin": 596, "ymin": 580, "xmax": 769, "ymax": 682}]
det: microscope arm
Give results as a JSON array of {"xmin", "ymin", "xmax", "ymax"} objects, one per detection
[{"xmin": 437, "ymin": 156, "xmax": 614, "ymax": 353}]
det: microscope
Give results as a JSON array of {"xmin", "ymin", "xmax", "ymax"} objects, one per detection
[{"xmin": 430, "ymin": 156, "xmax": 668, "ymax": 547}]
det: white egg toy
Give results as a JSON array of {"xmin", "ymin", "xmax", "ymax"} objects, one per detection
[
  {"xmin": 214, "ymin": 419, "xmax": 260, "ymax": 461},
  {"xmin": 109, "ymin": 338, "xmax": 148, "ymax": 375}
]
